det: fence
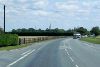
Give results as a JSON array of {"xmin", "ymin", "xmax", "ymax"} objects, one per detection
[{"xmin": 19, "ymin": 36, "xmax": 63, "ymax": 45}]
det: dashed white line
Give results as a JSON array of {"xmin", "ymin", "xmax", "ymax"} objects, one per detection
[
  {"xmin": 65, "ymin": 49, "xmax": 67, "ymax": 52},
  {"xmin": 69, "ymin": 47, "xmax": 72, "ymax": 50},
  {"xmin": 7, "ymin": 49, "xmax": 35, "ymax": 67},
  {"xmin": 75, "ymin": 65, "xmax": 79, "ymax": 67},
  {"xmin": 65, "ymin": 49, "xmax": 70, "ymax": 56},
  {"xmin": 21, "ymin": 50, "xmax": 31, "ymax": 55},
  {"xmin": 67, "ymin": 52, "xmax": 70, "ymax": 56},
  {"xmin": 69, "ymin": 57, "xmax": 74, "ymax": 62}
]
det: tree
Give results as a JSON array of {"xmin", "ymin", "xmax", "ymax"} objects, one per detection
[
  {"xmin": 12, "ymin": 29, "xmax": 16, "ymax": 33},
  {"xmin": 75, "ymin": 27, "xmax": 88, "ymax": 35},
  {"xmin": 28, "ymin": 28, "xmax": 35, "ymax": 32},
  {"xmin": 16, "ymin": 29, "xmax": 22, "ymax": 32},
  {"xmin": 66, "ymin": 29, "xmax": 74, "ymax": 33},
  {"xmin": 54, "ymin": 28, "xmax": 59, "ymax": 32},
  {"xmin": 90, "ymin": 26, "xmax": 100, "ymax": 36},
  {"xmin": 21, "ymin": 28, "xmax": 28, "ymax": 32},
  {"xmin": 46, "ymin": 28, "xmax": 49, "ymax": 31}
]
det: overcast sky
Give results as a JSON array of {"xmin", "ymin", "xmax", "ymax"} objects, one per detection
[{"xmin": 0, "ymin": 0, "xmax": 100, "ymax": 31}]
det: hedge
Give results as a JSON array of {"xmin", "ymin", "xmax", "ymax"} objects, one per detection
[{"xmin": 0, "ymin": 34, "xmax": 18, "ymax": 47}]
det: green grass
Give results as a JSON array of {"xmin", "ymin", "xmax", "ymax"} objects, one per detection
[
  {"xmin": 80, "ymin": 37, "xmax": 100, "ymax": 44},
  {"xmin": 96, "ymin": 36, "xmax": 100, "ymax": 39},
  {"xmin": 0, "ymin": 44, "xmax": 30, "ymax": 51},
  {"xmin": 0, "ymin": 39, "xmax": 48, "ymax": 51}
]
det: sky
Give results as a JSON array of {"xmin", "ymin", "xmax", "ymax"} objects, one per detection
[{"xmin": 0, "ymin": 0, "xmax": 100, "ymax": 31}]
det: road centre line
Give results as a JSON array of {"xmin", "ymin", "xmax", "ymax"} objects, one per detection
[
  {"xmin": 65, "ymin": 48, "xmax": 70, "ymax": 56},
  {"xmin": 68, "ymin": 46, "xmax": 72, "ymax": 50},
  {"xmin": 65, "ymin": 49, "xmax": 67, "ymax": 52},
  {"xmin": 7, "ymin": 49, "xmax": 35, "ymax": 67},
  {"xmin": 69, "ymin": 57, "xmax": 74, "ymax": 62},
  {"xmin": 67, "ymin": 51, "xmax": 69, "ymax": 56},
  {"xmin": 75, "ymin": 65, "xmax": 79, "ymax": 67}
]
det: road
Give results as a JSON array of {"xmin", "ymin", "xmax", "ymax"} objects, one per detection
[{"xmin": 0, "ymin": 38, "xmax": 100, "ymax": 67}]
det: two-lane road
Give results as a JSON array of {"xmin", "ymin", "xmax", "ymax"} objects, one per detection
[{"xmin": 6, "ymin": 38, "xmax": 100, "ymax": 67}]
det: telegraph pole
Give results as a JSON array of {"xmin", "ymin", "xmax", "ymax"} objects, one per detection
[{"xmin": 4, "ymin": 5, "xmax": 5, "ymax": 33}]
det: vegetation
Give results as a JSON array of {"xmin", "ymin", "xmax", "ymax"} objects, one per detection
[
  {"xmin": 90, "ymin": 26, "xmax": 100, "ymax": 36},
  {"xmin": 9, "ymin": 27, "xmax": 90, "ymax": 36},
  {"xmin": 96, "ymin": 36, "xmax": 100, "ymax": 39},
  {"xmin": 10, "ymin": 26, "xmax": 99, "ymax": 36},
  {"xmin": 0, "ymin": 34, "xmax": 18, "ymax": 47},
  {"xmin": 0, "ymin": 44, "xmax": 29, "ymax": 51},
  {"xmin": 74, "ymin": 27, "xmax": 89, "ymax": 35},
  {"xmin": 81, "ymin": 37, "xmax": 100, "ymax": 44}
]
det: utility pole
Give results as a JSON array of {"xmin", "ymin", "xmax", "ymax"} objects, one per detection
[{"xmin": 4, "ymin": 5, "xmax": 5, "ymax": 33}]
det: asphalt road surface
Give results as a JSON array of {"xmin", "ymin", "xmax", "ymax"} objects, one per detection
[{"xmin": 1, "ymin": 38, "xmax": 100, "ymax": 67}]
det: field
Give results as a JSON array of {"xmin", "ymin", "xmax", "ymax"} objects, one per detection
[{"xmin": 81, "ymin": 36, "xmax": 100, "ymax": 44}]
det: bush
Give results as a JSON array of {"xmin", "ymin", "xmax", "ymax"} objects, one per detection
[{"xmin": 0, "ymin": 34, "xmax": 18, "ymax": 47}]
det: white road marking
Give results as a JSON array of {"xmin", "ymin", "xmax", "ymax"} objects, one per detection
[
  {"xmin": 21, "ymin": 50, "xmax": 31, "ymax": 55},
  {"xmin": 69, "ymin": 47, "xmax": 72, "ymax": 50},
  {"xmin": 37, "ymin": 46, "xmax": 44, "ymax": 51},
  {"xmin": 65, "ymin": 49, "xmax": 70, "ymax": 56},
  {"xmin": 75, "ymin": 65, "xmax": 79, "ymax": 67},
  {"xmin": 37, "ymin": 47, "xmax": 41, "ymax": 51},
  {"xmin": 65, "ymin": 49, "xmax": 67, "ymax": 52},
  {"xmin": 67, "ymin": 52, "xmax": 70, "ymax": 56},
  {"xmin": 69, "ymin": 57, "xmax": 74, "ymax": 62},
  {"xmin": 7, "ymin": 49, "xmax": 35, "ymax": 67}
]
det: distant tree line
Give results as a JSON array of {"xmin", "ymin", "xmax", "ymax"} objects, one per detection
[{"xmin": 8, "ymin": 26, "xmax": 100, "ymax": 36}]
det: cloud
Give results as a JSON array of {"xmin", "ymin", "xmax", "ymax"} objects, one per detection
[
  {"xmin": 32, "ymin": 10, "xmax": 50, "ymax": 16},
  {"xmin": 17, "ymin": 0, "xmax": 28, "ymax": 3},
  {"xmin": 54, "ymin": 1, "xmax": 94, "ymax": 17},
  {"xmin": 0, "ymin": 0, "xmax": 100, "ymax": 22},
  {"xmin": 55, "ymin": 2, "xmax": 79, "ymax": 12}
]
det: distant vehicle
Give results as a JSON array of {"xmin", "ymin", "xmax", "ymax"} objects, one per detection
[{"xmin": 73, "ymin": 33, "xmax": 81, "ymax": 39}]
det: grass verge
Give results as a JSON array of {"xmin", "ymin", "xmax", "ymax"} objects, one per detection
[
  {"xmin": 0, "ymin": 39, "xmax": 49, "ymax": 51},
  {"xmin": 80, "ymin": 37, "xmax": 100, "ymax": 44},
  {"xmin": 0, "ymin": 44, "xmax": 30, "ymax": 51}
]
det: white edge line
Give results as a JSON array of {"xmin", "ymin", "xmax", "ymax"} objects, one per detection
[{"xmin": 7, "ymin": 49, "xmax": 35, "ymax": 67}]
